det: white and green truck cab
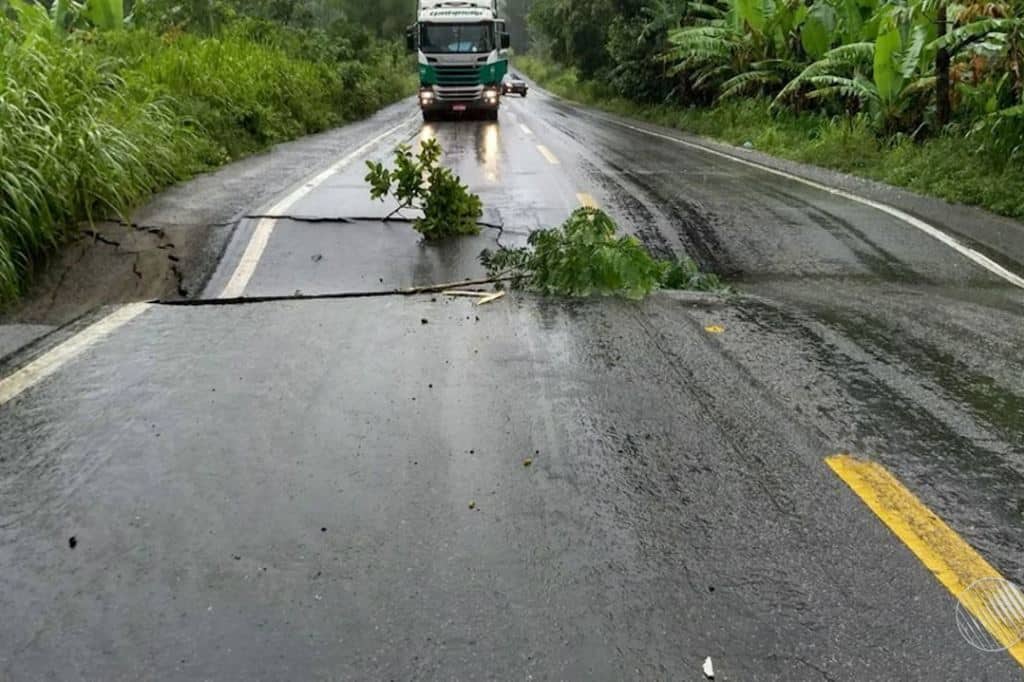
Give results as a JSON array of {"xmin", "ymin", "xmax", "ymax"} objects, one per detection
[{"xmin": 407, "ymin": 0, "xmax": 511, "ymax": 121}]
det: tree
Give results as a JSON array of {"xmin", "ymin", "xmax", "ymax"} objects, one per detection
[{"xmin": 774, "ymin": 6, "xmax": 936, "ymax": 136}]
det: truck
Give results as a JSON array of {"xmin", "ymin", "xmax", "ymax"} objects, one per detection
[{"xmin": 407, "ymin": 0, "xmax": 511, "ymax": 121}]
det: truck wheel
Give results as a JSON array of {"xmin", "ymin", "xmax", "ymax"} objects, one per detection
[
  {"xmin": 422, "ymin": 110, "xmax": 436, "ymax": 123},
  {"xmin": 487, "ymin": 109, "xmax": 499, "ymax": 122}
]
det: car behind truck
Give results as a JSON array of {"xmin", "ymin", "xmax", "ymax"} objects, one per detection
[{"xmin": 407, "ymin": 0, "xmax": 511, "ymax": 121}]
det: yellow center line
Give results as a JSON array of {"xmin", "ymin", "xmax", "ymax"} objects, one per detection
[
  {"xmin": 826, "ymin": 454, "xmax": 1024, "ymax": 667},
  {"xmin": 537, "ymin": 145, "xmax": 560, "ymax": 165},
  {"xmin": 577, "ymin": 193, "xmax": 598, "ymax": 209}
]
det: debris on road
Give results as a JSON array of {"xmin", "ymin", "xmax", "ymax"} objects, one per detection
[
  {"xmin": 442, "ymin": 289, "xmax": 506, "ymax": 306},
  {"xmin": 468, "ymin": 500, "xmax": 477, "ymax": 510},
  {"xmin": 68, "ymin": 536, "xmax": 78, "ymax": 549},
  {"xmin": 703, "ymin": 656, "xmax": 715, "ymax": 679},
  {"xmin": 403, "ymin": 276, "xmax": 508, "ymax": 296},
  {"xmin": 444, "ymin": 290, "xmax": 492, "ymax": 298},
  {"xmin": 705, "ymin": 325, "xmax": 725, "ymax": 334},
  {"xmin": 523, "ymin": 458, "xmax": 534, "ymax": 468},
  {"xmin": 477, "ymin": 291, "xmax": 505, "ymax": 306}
]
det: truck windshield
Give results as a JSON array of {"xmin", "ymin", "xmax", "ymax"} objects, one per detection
[{"xmin": 420, "ymin": 23, "xmax": 494, "ymax": 54}]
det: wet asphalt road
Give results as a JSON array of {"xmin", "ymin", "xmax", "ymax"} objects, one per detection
[{"xmin": 2, "ymin": 87, "xmax": 1024, "ymax": 680}]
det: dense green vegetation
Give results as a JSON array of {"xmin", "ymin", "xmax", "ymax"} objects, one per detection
[
  {"xmin": 0, "ymin": 0, "xmax": 415, "ymax": 305},
  {"xmin": 517, "ymin": 56, "xmax": 1024, "ymax": 216},
  {"xmin": 524, "ymin": 0, "xmax": 1024, "ymax": 217}
]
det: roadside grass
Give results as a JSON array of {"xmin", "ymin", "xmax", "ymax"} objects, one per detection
[
  {"xmin": 515, "ymin": 56, "xmax": 1024, "ymax": 221},
  {"xmin": 0, "ymin": 17, "xmax": 415, "ymax": 306}
]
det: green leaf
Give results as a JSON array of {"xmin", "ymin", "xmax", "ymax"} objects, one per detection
[
  {"xmin": 801, "ymin": 3, "xmax": 837, "ymax": 59},
  {"xmin": 82, "ymin": 0, "xmax": 123, "ymax": 31},
  {"xmin": 873, "ymin": 28, "xmax": 902, "ymax": 105},
  {"xmin": 735, "ymin": 0, "xmax": 767, "ymax": 34}
]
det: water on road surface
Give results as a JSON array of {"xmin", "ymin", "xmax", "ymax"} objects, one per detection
[{"xmin": 2, "ymin": 88, "xmax": 1023, "ymax": 680}]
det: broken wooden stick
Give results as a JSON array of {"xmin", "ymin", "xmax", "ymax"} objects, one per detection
[
  {"xmin": 476, "ymin": 291, "xmax": 506, "ymax": 306},
  {"xmin": 443, "ymin": 291, "xmax": 492, "ymax": 298},
  {"xmin": 400, "ymin": 274, "xmax": 510, "ymax": 296}
]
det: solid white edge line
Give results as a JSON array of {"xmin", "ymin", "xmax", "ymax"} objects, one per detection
[
  {"xmin": 219, "ymin": 116, "xmax": 418, "ymax": 299},
  {"xmin": 601, "ymin": 116, "xmax": 1024, "ymax": 290},
  {"xmin": 0, "ymin": 303, "xmax": 152, "ymax": 407}
]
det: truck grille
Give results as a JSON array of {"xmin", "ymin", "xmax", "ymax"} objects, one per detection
[
  {"xmin": 434, "ymin": 64, "xmax": 481, "ymax": 86},
  {"xmin": 435, "ymin": 85, "xmax": 484, "ymax": 101}
]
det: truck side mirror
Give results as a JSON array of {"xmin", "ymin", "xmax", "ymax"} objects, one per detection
[
  {"xmin": 500, "ymin": 32, "xmax": 511, "ymax": 49},
  {"xmin": 406, "ymin": 28, "xmax": 416, "ymax": 52}
]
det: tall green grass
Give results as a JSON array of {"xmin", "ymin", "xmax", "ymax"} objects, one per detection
[
  {"xmin": 516, "ymin": 56, "xmax": 1024, "ymax": 221},
  {"xmin": 0, "ymin": 22, "xmax": 186, "ymax": 302},
  {"xmin": 0, "ymin": 15, "xmax": 414, "ymax": 305}
]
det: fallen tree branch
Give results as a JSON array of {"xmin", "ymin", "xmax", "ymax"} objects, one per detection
[{"xmin": 400, "ymin": 275, "xmax": 510, "ymax": 295}]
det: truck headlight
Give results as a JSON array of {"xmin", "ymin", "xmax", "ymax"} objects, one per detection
[
  {"xmin": 419, "ymin": 90, "xmax": 435, "ymax": 101},
  {"xmin": 484, "ymin": 88, "xmax": 499, "ymax": 102}
]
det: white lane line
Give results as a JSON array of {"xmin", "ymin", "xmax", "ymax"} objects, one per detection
[
  {"xmin": 220, "ymin": 117, "xmax": 418, "ymax": 299},
  {"xmin": 602, "ymin": 117, "xmax": 1024, "ymax": 290},
  {"xmin": 0, "ymin": 303, "xmax": 151, "ymax": 407},
  {"xmin": 521, "ymin": 124, "xmax": 533, "ymax": 136},
  {"xmin": 537, "ymin": 144, "xmax": 560, "ymax": 165}
]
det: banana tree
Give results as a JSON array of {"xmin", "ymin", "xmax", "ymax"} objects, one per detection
[
  {"xmin": 81, "ymin": 0, "xmax": 125, "ymax": 30},
  {"xmin": 774, "ymin": 6, "xmax": 936, "ymax": 134},
  {"xmin": 665, "ymin": 0, "xmax": 877, "ymax": 101},
  {"xmin": 931, "ymin": 14, "xmax": 1024, "ymax": 100},
  {"xmin": 665, "ymin": 0, "xmax": 815, "ymax": 99},
  {"xmin": 930, "ymin": 10, "xmax": 1024, "ymax": 154},
  {"xmin": 42, "ymin": 0, "xmax": 126, "ymax": 34}
]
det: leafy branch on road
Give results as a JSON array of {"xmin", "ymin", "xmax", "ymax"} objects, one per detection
[
  {"xmin": 365, "ymin": 140, "xmax": 483, "ymax": 240},
  {"xmin": 365, "ymin": 142, "xmax": 726, "ymax": 298},
  {"xmin": 481, "ymin": 208, "xmax": 727, "ymax": 300}
]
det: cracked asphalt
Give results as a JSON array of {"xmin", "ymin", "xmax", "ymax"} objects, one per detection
[{"xmin": 1, "ymin": 87, "xmax": 1023, "ymax": 680}]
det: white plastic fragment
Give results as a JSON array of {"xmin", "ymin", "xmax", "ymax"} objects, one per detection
[{"xmin": 702, "ymin": 656, "xmax": 715, "ymax": 679}]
